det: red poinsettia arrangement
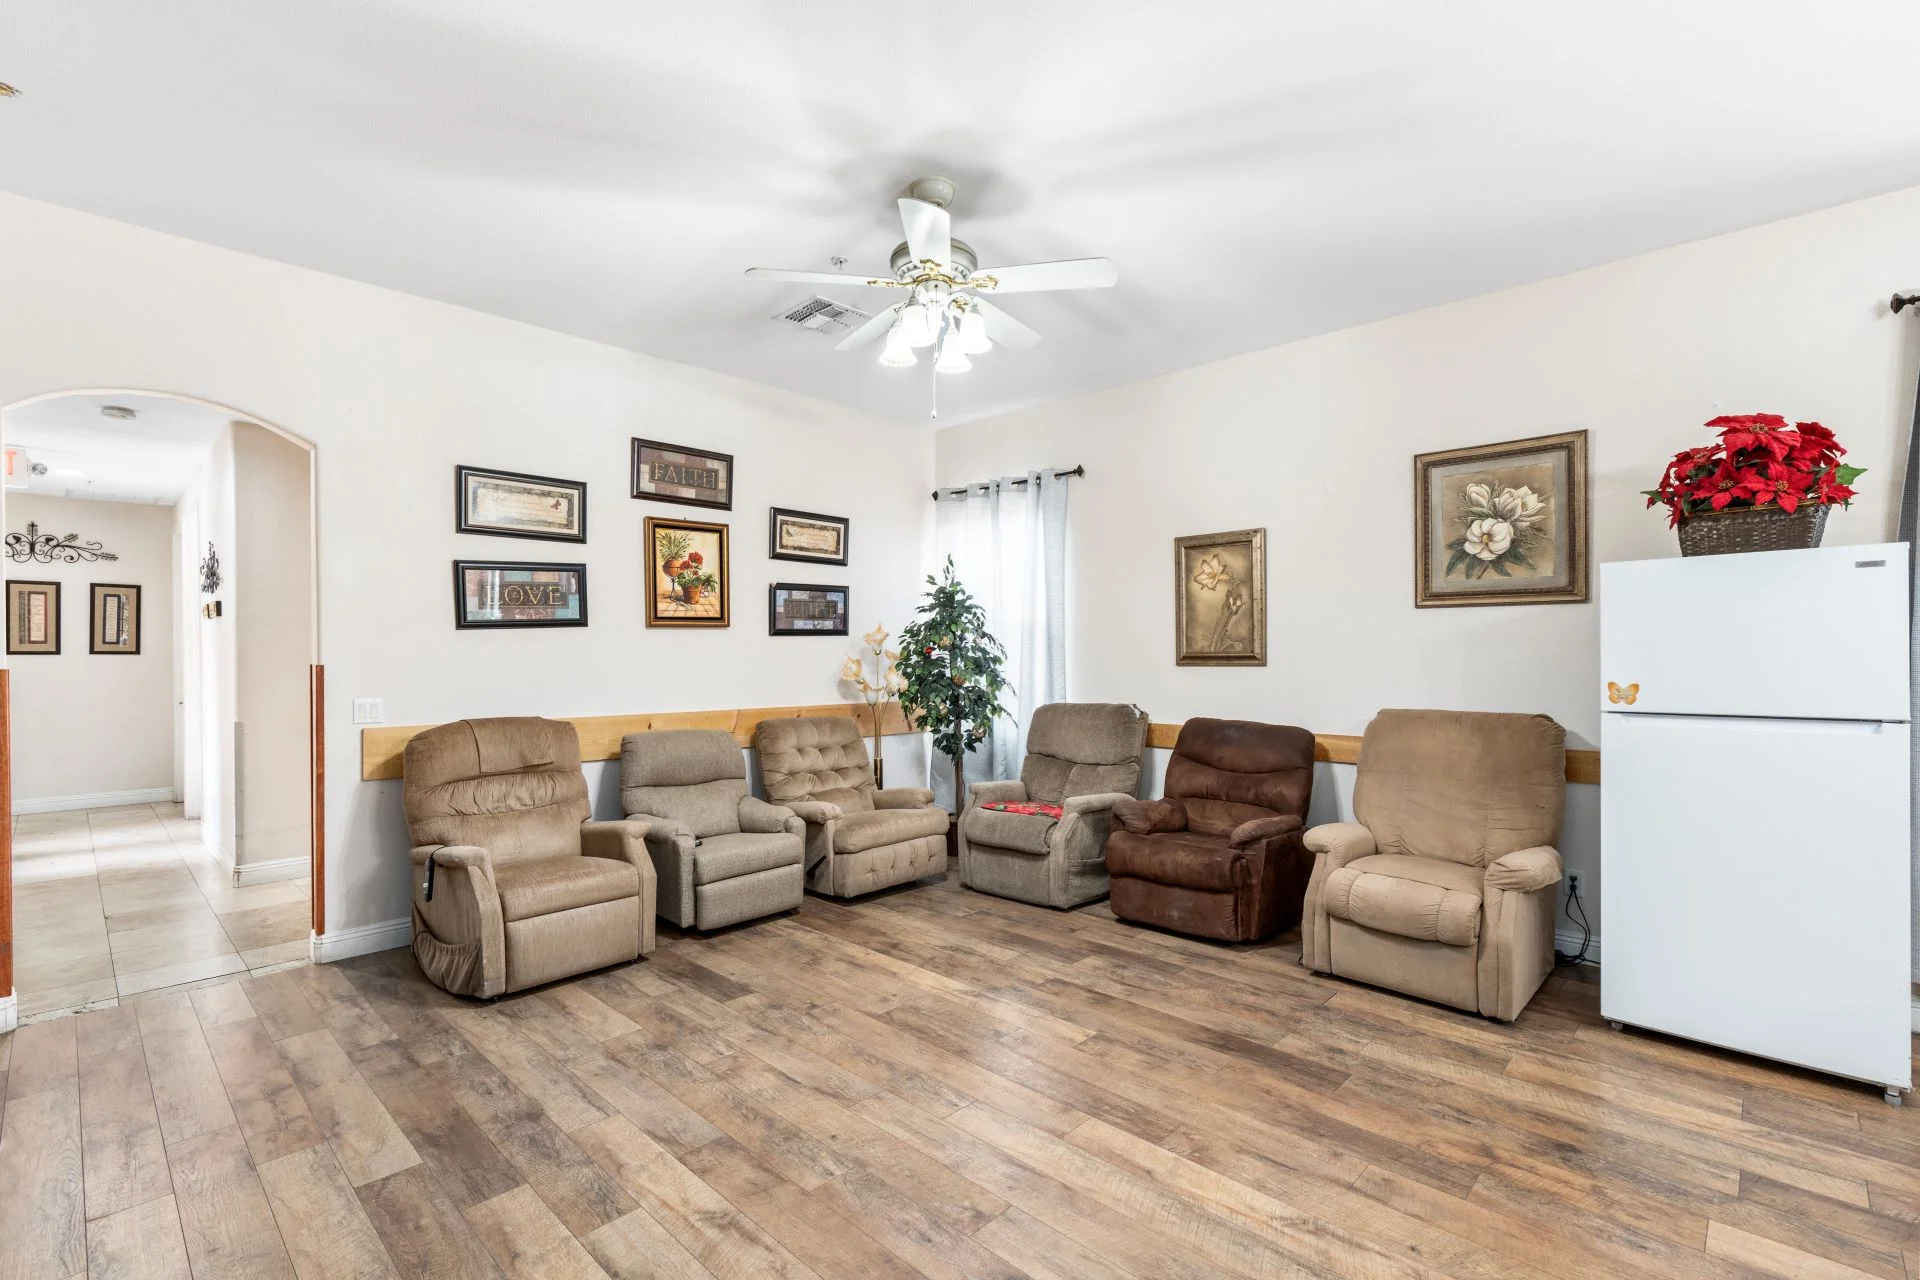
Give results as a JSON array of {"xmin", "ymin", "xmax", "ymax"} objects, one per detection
[{"xmin": 1644, "ymin": 414, "xmax": 1865, "ymax": 528}]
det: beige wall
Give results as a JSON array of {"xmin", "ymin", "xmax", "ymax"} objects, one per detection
[
  {"xmin": 6, "ymin": 493, "xmax": 176, "ymax": 805},
  {"xmin": 0, "ymin": 192, "xmax": 935, "ymax": 947},
  {"xmin": 936, "ymin": 182, "xmax": 1920, "ymax": 944}
]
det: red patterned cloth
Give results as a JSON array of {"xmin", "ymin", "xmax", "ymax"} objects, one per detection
[{"xmin": 981, "ymin": 800, "xmax": 1064, "ymax": 819}]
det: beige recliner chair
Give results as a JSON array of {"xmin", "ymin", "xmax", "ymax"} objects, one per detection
[
  {"xmin": 619, "ymin": 728, "xmax": 805, "ymax": 930},
  {"xmin": 1301, "ymin": 709, "xmax": 1566, "ymax": 1021},
  {"xmin": 752, "ymin": 716, "xmax": 949, "ymax": 898},
  {"xmin": 959, "ymin": 702, "xmax": 1150, "ymax": 909},
  {"xmin": 405, "ymin": 717, "xmax": 656, "ymax": 998}
]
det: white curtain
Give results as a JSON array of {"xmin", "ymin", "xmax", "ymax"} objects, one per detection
[
  {"xmin": 928, "ymin": 470, "xmax": 1069, "ymax": 809},
  {"xmin": 1899, "ymin": 353, "xmax": 1920, "ymax": 983}
]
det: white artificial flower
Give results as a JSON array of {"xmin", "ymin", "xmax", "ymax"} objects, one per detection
[
  {"xmin": 862, "ymin": 624, "xmax": 888, "ymax": 650},
  {"xmin": 1463, "ymin": 517, "xmax": 1514, "ymax": 561},
  {"xmin": 1493, "ymin": 486, "xmax": 1546, "ymax": 528},
  {"xmin": 839, "ymin": 655, "xmax": 863, "ymax": 682},
  {"xmin": 1464, "ymin": 482, "xmax": 1496, "ymax": 511}
]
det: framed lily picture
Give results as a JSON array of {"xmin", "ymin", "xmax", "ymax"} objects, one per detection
[
  {"xmin": 1173, "ymin": 528, "xmax": 1266, "ymax": 666},
  {"xmin": 645, "ymin": 516, "xmax": 730, "ymax": 628},
  {"xmin": 1414, "ymin": 429, "xmax": 1589, "ymax": 607}
]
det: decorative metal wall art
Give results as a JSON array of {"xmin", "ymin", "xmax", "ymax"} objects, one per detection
[
  {"xmin": 199, "ymin": 542, "xmax": 222, "ymax": 594},
  {"xmin": 5, "ymin": 522, "xmax": 119, "ymax": 564}
]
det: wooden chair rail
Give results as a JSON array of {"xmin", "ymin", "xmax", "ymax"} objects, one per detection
[{"xmin": 362, "ymin": 706, "xmax": 1598, "ymax": 785}]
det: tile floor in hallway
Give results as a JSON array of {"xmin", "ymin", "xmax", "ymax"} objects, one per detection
[{"xmin": 11, "ymin": 802, "xmax": 313, "ymax": 1021}]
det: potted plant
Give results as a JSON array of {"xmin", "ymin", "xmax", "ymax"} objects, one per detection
[
  {"xmin": 1644, "ymin": 414, "xmax": 1864, "ymax": 556},
  {"xmin": 657, "ymin": 528, "xmax": 693, "ymax": 579},
  {"xmin": 674, "ymin": 562, "xmax": 716, "ymax": 605},
  {"xmin": 896, "ymin": 558, "xmax": 1009, "ymax": 823},
  {"xmin": 839, "ymin": 624, "xmax": 906, "ymax": 787}
]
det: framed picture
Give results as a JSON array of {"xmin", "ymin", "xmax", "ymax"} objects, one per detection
[
  {"xmin": 1414, "ymin": 429, "xmax": 1589, "ymax": 607},
  {"xmin": 6, "ymin": 579, "xmax": 60, "ymax": 655},
  {"xmin": 453, "ymin": 561, "xmax": 588, "ymax": 629},
  {"xmin": 455, "ymin": 465, "xmax": 587, "ymax": 543},
  {"xmin": 769, "ymin": 582, "xmax": 849, "ymax": 636},
  {"xmin": 631, "ymin": 438, "xmax": 733, "ymax": 511},
  {"xmin": 645, "ymin": 516, "xmax": 730, "ymax": 627},
  {"xmin": 1174, "ymin": 528, "xmax": 1266, "ymax": 666},
  {"xmin": 768, "ymin": 507, "xmax": 849, "ymax": 566},
  {"xmin": 90, "ymin": 583, "xmax": 140, "ymax": 655}
]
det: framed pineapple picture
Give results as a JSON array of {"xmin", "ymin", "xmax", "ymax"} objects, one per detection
[
  {"xmin": 1414, "ymin": 429, "xmax": 1589, "ymax": 607},
  {"xmin": 645, "ymin": 516, "xmax": 730, "ymax": 628}
]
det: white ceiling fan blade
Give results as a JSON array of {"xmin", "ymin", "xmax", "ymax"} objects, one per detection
[
  {"xmin": 971, "ymin": 299, "xmax": 1041, "ymax": 351},
  {"xmin": 897, "ymin": 198, "xmax": 951, "ymax": 268},
  {"xmin": 834, "ymin": 301, "xmax": 905, "ymax": 351},
  {"xmin": 745, "ymin": 267, "xmax": 896, "ymax": 288},
  {"xmin": 972, "ymin": 257, "xmax": 1117, "ymax": 293}
]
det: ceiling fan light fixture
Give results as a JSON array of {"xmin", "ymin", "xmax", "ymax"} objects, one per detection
[
  {"xmin": 934, "ymin": 333, "xmax": 972, "ymax": 375},
  {"xmin": 957, "ymin": 310, "xmax": 991, "ymax": 356},
  {"xmin": 878, "ymin": 322, "xmax": 917, "ymax": 367},
  {"xmin": 898, "ymin": 302, "xmax": 935, "ymax": 348}
]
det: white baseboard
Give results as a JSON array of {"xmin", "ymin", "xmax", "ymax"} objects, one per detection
[
  {"xmin": 312, "ymin": 918, "xmax": 411, "ymax": 963},
  {"xmin": 231, "ymin": 856, "xmax": 310, "ymax": 887},
  {"xmin": 1555, "ymin": 929, "xmax": 1601, "ymax": 964},
  {"xmin": 0, "ymin": 993, "xmax": 16, "ymax": 1035},
  {"xmin": 13, "ymin": 787, "xmax": 174, "ymax": 815}
]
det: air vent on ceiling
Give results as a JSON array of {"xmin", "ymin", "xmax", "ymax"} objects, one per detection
[{"xmin": 773, "ymin": 295, "xmax": 873, "ymax": 338}]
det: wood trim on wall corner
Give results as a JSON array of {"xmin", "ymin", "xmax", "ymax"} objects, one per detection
[
  {"xmin": 0, "ymin": 669, "xmax": 12, "ymax": 998},
  {"xmin": 360, "ymin": 703, "xmax": 1597, "ymax": 786},
  {"xmin": 310, "ymin": 664, "xmax": 326, "ymax": 937}
]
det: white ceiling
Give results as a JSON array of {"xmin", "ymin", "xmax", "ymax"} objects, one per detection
[
  {"xmin": 3, "ymin": 2, "xmax": 1920, "ymax": 426},
  {"xmin": 5, "ymin": 393, "xmax": 229, "ymax": 504}
]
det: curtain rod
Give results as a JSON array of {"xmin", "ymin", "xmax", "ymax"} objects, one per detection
[
  {"xmin": 1894, "ymin": 293, "xmax": 1920, "ymax": 314},
  {"xmin": 930, "ymin": 465, "xmax": 1085, "ymax": 501}
]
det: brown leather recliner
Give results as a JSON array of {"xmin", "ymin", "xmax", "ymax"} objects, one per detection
[
  {"xmin": 404, "ymin": 717, "xmax": 657, "ymax": 997},
  {"xmin": 1106, "ymin": 718, "xmax": 1316, "ymax": 942}
]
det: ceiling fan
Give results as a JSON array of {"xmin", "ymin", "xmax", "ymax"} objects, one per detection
[{"xmin": 745, "ymin": 176, "xmax": 1116, "ymax": 412}]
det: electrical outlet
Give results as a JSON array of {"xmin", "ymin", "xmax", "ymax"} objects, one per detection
[
  {"xmin": 1565, "ymin": 871, "xmax": 1584, "ymax": 900},
  {"xmin": 352, "ymin": 698, "xmax": 385, "ymax": 725}
]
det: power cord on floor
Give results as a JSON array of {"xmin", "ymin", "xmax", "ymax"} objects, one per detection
[{"xmin": 1554, "ymin": 878, "xmax": 1593, "ymax": 967}]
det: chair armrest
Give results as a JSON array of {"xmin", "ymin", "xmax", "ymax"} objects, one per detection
[
  {"xmin": 1303, "ymin": 823, "xmax": 1375, "ymax": 868},
  {"xmin": 1111, "ymin": 798, "xmax": 1187, "ymax": 835},
  {"xmin": 873, "ymin": 787, "xmax": 936, "ymax": 810},
  {"xmin": 738, "ymin": 797, "xmax": 801, "ymax": 834},
  {"xmin": 619, "ymin": 812, "xmax": 690, "ymax": 844},
  {"xmin": 1228, "ymin": 814, "xmax": 1304, "ymax": 849},
  {"xmin": 410, "ymin": 843, "xmax": 492, "ymax": 871},
  {"xmin": 1484, "ymin": 845, "xmax": 1563, "ymax": 893},
  {"xmin": 1063, "ymin": 791, "xmax": 1131, "ymax": 816},
  {"xmin": 581, "ymin": 818, "xmax": 654, "ymax": 863},
  {"xmin": 966, "ymin": 780, "xmax": 1027, "ymax": 808},
  {"xmin": 786, "ymin": 800, "xmax": 843, "ymax": 826}
]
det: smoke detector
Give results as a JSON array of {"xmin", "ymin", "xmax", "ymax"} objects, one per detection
[{"xmin": 100, "ymin": 404, "xmax": 139, "ymax": 420}]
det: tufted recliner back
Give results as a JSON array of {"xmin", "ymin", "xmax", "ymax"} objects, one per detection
[
  {"xmin": 403, "ymin": 717, "xmax": 590, "ymax": 865},
  {"xmin": 1352, "ymin": 709, "xmax": 1566, "ymax": 867},
  {"xmin": 621, "ymin": 728, "xmax": 749, "ymax": 838},
  {"xmin": 1164, "ymin": 718, "xmax": 1315, "ymax": 836},
  {"xmin": 753, "ymin": 716, "xmax": 877, "ymax": 812},
  {"xmin": 1018, "ymin": 703, "xmax": 1149, "ymax": 805}
]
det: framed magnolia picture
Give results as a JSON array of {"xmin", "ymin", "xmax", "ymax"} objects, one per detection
[
  {"xmin": 769, "ymin": 582, "xmax": 849, "ymax": 636},
  {"xmin": 1173, "ymin": 528, "xmax": 1266, "ymax": 666},
  {"xmin": 646, "ymin": 516, "xmax": 730, "ymax": 628},
  {"xmin": 768, "ymin": 507, "xmax": 849, "ymax": 566},
  {"xmin": 632, "ymin": 438, "xmax": 733, "ymax": 511},
  {"xmin": 453, "ymin": 561, "xmax": 588, "ymax": 629},
  {"xmin": 6, "ymin": 579, "xmax": 60, "ymax": 655},
  {"xmin": 455, "ymin": 465, "xmax": 587, "ymax": 543},
  {"xmin": 90, "ymin": 583, "xmax": 141, "ymax": 655},
  {"xmin": 1414, "ymin": 429, "xmax": 1589, "ymax": 607}
]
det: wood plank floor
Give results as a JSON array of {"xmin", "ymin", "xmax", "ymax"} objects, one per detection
[{"xmin": 3, "ymin": 862, "xmax": 1918, "ymax": 1280}]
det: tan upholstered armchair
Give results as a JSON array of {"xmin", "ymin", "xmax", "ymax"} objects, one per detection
[
  {"xmin": 619, "ymin": 728, "xmax": 805, "ymax": 930},
  {"xmin": 751, "ymin": 716, "xmax": 949, "ymax": 898},
  {"xmin": 1301, "ymin": 709, "xmax": 1566, "ymax": 1021},
  {"xmin": 959, "ymin": 702, "xmax": 1150, "ymax": 909},
  {"xmin": 404, "ymin": 717, "xmax": 656, "ymax": 998}
]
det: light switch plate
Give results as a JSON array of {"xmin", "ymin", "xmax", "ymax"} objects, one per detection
[{"xmin": 352, "ymin": 698, "xmax": 385, "ymax": 725}]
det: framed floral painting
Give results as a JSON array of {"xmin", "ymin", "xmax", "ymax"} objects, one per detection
[
  {"xmin": 1414, "ymin": 429, "xmax": 1588, "ymax": 607},
  {"xmin": 645, "ymin": 516, "xmax": 730, "ymax": 628},
  {"xmin": 1173, "ymin": 528, "xmax": 1266, "ymax": 666}
]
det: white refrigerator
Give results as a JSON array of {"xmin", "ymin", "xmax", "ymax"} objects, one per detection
[{"xmin": 1600, "ymin": 542, "xmax": 1912, "ymax": 1102}]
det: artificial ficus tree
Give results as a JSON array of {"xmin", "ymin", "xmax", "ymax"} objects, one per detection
[{"xmin": 895, "ymin": 557, "xmax": 1010, "ymax": 812}]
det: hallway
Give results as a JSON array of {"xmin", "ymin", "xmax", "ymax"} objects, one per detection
[{"xmin": 11, "ymin": 803, "xmax": 310, "ymax": 1021}]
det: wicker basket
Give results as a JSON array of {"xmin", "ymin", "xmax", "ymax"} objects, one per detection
[{"xmin": 1676, "ymin": 504, "xmax": 1830, "ymax": 557}]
